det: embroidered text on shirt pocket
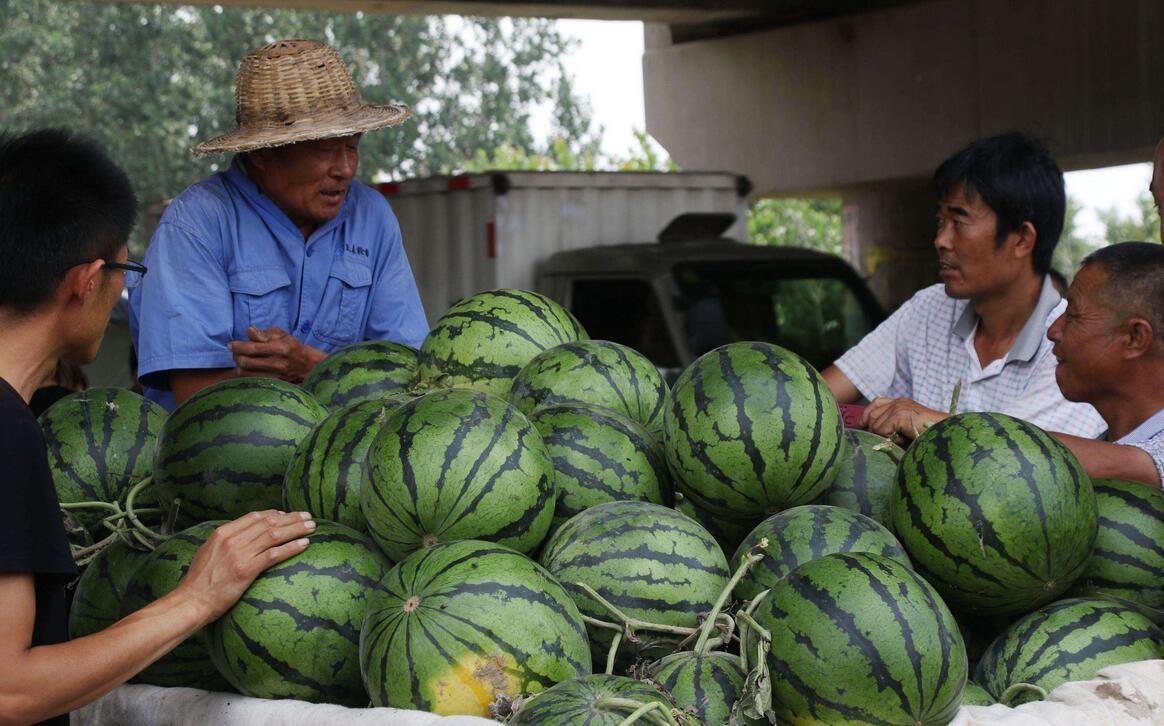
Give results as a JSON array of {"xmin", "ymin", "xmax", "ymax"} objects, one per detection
[
  {"xmin": 315, "ymin": 259, "xmax": 372, "ymax": 345},
  {"xmin": 227, "ymin": 268, "xmax": 292, "ymax": 334}
]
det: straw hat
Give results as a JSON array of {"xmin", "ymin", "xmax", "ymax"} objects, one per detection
[{"xmin": 192, "ymin": 39, "xmax": 410, "ymax": 157}]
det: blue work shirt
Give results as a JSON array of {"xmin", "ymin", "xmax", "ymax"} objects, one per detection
[{"xmin": 129, "ymin": 159, "xmax": 428, "ymax": 410}]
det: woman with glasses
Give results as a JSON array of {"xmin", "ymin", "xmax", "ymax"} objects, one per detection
[{"xmin": 0, "ymin": 129, "xmax": 316, "ymax": 725}]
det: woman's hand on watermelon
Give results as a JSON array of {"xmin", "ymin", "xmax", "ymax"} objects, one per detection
[
  {"xmin": 861, "ymin": 396, "xmax": 946, "ymax": 442},
  {"xmin": 177, "ymin": 510, "xmax": 315, "ymax": 622}
]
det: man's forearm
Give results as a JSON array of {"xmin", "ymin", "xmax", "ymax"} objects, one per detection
[
  {"xmin": 1051, "ymin": 432, "xmax": 1161, "ymax": 486},
  {"xmin": 822, "ymin": 365, "xmax": 861, "ymax": 405}
]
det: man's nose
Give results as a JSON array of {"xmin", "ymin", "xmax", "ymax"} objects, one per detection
[
  {"xmin": 332, "ymin": 150, "xmax": 357, "ymax": 178},
  {"xmin": 1047, "ymin": 313, "xmax": 1064, "ymax": 342}
]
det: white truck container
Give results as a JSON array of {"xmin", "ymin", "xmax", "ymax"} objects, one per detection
[{"xmin": 377, "ymin": 171, "xmax": 751, "ymax": 322}]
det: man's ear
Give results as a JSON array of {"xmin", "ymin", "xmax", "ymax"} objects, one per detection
[
  {"xmin": 1124, "ymin": 317, "xmax": 1154, "ymax": 359},
  {"xmin": 60, "ymin": 260, "xmax": 106, "ymax": 305},
  {"xmin": 1012, "ymin": 221, "xmax": 1037, "ymax": 259}
]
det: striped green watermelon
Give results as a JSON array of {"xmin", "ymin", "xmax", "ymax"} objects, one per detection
[
  {"xmin": 732, "ymin": 504, "xmax": 911, "ymax": 603},
  {"xmin": 757, "ymin": 552, "xmax": 966, "ymax": 725},
  {"xmin": 359, "ymin": 540, "xmax": 591, "ymax": 717},
  {"xmin": 361, "ymin": 388, "xmax": 555, "ymax": 561},
  {"xmin": 68, "ymin": 539, "xmax": 153, "ymax": 639},
  {"xmin": 528, "ymin": 403, "xmax": 669, "ymax": 528},
  {"xmin": 539, "ymin": 501, "xmax": 729, "ymax": 662},
  {"xmin": 975, "ymin": 597, "xmax": 1164, "ymax": 705},
  {"xmin": 665, "ymin": 342, "xmax": 844, "ymax": 519},
  {"xmin": 820, "ymin": 428, "xmax": 902, "ymax": 529},
  {"xmin": 892, "ymin": 413, "xmax": 1097, "ymax": 616},
  {"xmin": 120, "ymin": 521, "xmax": 231, "ymax": 690},
  {"xmin": 510, "ymin": 674, "xmax": 674, "ymax": 725},
  {"xmin": 417, "ymin": 289, "xmax": 587, "ymax": 397},
  {"xmin": 206, "ymin": 522, "xmax": 390, "ymax": 705},
  {"xmin": 39, "ymin": 387, "xmax": 167, "ymax": 535},
  {"xmin": 674, "ymin": 493, "xmax": 761, "ymax": 559},
  {"xmin": 509, "ymin": 340, "xmax": 668, "ymax": 438},
  {"xmin": 1071, "ymin": 479, "xmax": 1164, "ymax": 608},
  {"xmin": 962, "ymin": 681, "xmax": 995, "ymax": 706},
  {"xmin": 301, "ymin": 340, "xmax": 418, "ymax": 409},
  {"xmin": 153, "ymin": 378, "xmax": 327, "ymax": 527},
  {"xmin": 649, "ymin": 651, "xmax": 752, "ymax": 725},
  {"xmin": 283, "ymin": 398, "xmax": 401, "ymax": 531}
]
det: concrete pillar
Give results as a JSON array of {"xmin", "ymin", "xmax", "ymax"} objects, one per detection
[{"xmin": 840, "ymin": 177, "xmax": 936, "ymax": 311}]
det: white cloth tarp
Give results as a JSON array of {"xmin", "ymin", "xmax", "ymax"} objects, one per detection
[
  {"xmin": 72, "ymin": 685, "xmax": 496, "ymax": 726},
  {"xmin": 953, "ymin": 659, "xmax": 1164, "ymax": 725},
  {"xmin": 73, "ymin": 659, "xmax": 1164, "ymax": 725}
]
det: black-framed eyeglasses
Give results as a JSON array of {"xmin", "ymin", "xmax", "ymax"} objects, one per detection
[{"xmin": 103, "ymin": 260, "xmax": 148, "ymax": 289}]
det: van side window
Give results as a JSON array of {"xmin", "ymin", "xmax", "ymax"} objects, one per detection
[{"xmin": 568, "ymin": 279, "xmax": 679, "ymax": 368}]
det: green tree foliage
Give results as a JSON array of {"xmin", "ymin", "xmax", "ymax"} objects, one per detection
[
  {"xmin": 748, "ymin": 197, "xmax": 844, "ymax": 254},
  {"xmin": 0, "ymin": 1, "xmax": 598, "ymax": 246},
  {"xmin": 1098, "ymin": 191, "xmax": 1161, "ymax": 245},
  {"xmin": 1051, "ymin": 195, "xmax": 1098, "ymax": 280}
]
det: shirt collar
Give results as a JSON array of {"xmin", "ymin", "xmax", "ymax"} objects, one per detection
[
  {"xmin": 951, "ymin": 276, "xmax": 1061, "ymax": 363},
  {"xmin": 1113, "ymin": 407, "xmax": 1164, "ymax": 444},
  {"xmin": 224, "ymin": 157, "xmax": 350, "ymax": 241}
]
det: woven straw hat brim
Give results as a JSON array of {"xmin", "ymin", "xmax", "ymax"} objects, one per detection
[{"xmin": 191, "ymin": 102, "xmax": 410, "ymax": 157}]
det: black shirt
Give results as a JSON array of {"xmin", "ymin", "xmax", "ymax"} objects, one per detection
[{"xmin": 0, "ymin": 376, "xmax": 77, "ymax": 726}]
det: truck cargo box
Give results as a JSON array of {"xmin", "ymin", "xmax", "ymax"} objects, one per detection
[{"xmin": 378, "ymin": 171, "xmax": 751, "ymax": 323}]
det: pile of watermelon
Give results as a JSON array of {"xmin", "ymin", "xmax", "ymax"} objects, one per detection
[{"xmin": 42, "ymin": 287, "xmax": 1164, "ymax": 724}]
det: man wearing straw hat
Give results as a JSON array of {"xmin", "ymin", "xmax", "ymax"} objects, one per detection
[{"xmin": 130, "ymin": 39, "xmax": 427, "ymax": 409}]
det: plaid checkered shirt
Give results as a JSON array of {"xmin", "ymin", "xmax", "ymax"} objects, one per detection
[{"xmin": 834, "ymin": 279, "xmax": 1105, "ymax": 438}]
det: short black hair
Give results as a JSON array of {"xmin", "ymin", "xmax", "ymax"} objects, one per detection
[
  {"xmin": 1082, "ymin": 241, "xmax": 1164, "ymax": 342},
  {"xmin": 0, "ymin": 129, "xmax": 137, "ymax": 313},
  {"xmin": 933, "ymin": 132, "xmax": 1065, "ymax": 275}
]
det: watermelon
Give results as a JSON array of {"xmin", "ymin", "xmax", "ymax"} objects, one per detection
[
  {"xmin": 206, "ymin": 522, "xmax": 390, "ymax": 705},
  {"xmin": 68, "ymin": 539, "xmax": 153, "ymax": 639},
  {"xmin": 975, "ymin": 597, "xmax": 1164, "ymax": 705},
  {"xmin": 509, "ymin": 674, "xmax": 674, "ymax": 725},
  {"xmin": 361, "ymin": 388, "xmax": 555, "ymax": 561},
  {"xmin": 153, "ymin": 378, "xmax": 327, "ymax": 527},
  {"xmin": 674, "ymin": 493, "xmax": 761, "ymax": 559},
  {"xmin": 1071, "ymin": 478, "xmax": 1164, "ymax": 609},
  {"xmin": 962, "ymin": 681, "xmax": 995, "ymax": 706},
  {"xmin": 120, "ymin": 521, "xmax": 231, "ymax": 690},
  {"xmin": 528, "ymin": 403, "xmax": 669, "ymax": 528},
  {"xmin": 649, "ymin": 650, "xmax": 751, "ymax": 725},
  {"xmin": 359, "ymin": 540, "xmax": 591, "ymax": 717},
  {"xmin": 39, "ymin": 387, "xmax": 166, "ymax": 535},
  {"xmin": 509, "ymin": 340, "xmax": 669, "ymax": 438},
  {"xmin": 283, "ymin": 398, "xmax": 400, "ymax": 531},
  {"xmin": 539, "ymin": 501, "xmax": 729, "ymax": 662},
  {"xmin": 301, "ymin": 339, "xmax": 418, "ymax": 409},
  {"xmin": 819, "ymin": 428, "xmax": 902, "ymax": 528},
  {"xmin": 664, "ymin": 342, "xmax": 844, "ymax": 519},
  {"xmin": 892, "ymin": 412, "xmax": 1097, "ymax": 616},
  {"xmin": 757, "ymin": 552, "xmax": 966, "ymax": 725},
  {"xmin": 417, "ymin": 288, "xmax": 587, "ymax": 397},
  {"xmin": 731, "ymin": 504, "xmax": 910, "ymax": 602}
]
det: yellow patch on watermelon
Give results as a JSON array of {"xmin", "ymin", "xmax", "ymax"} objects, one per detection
[{"xmin": 427, "ymin": 652, "xmax": 522, "ymax": 717}]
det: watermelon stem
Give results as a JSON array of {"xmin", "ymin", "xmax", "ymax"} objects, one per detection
[
  {"xmin": 999, "ymin": 682, "xmax": 1047, "ymax": 706},
  {"xmin": 123, "ymin": 474, "xmax": 167, "ymax": 545},
  {"xmin": 574, "ymin": 582, "xmax": 701, "ymax": 638},
  {"xmin": 605, "ymin": 631, "xmax": 623, "ymax": 675},
  {"xmin": 693, "ymin": 540, "xmax": 767, "ymax": 655},
  {"xmin": 596, "ymin": 698, "xmax": 675, "ymax": 726},
  {"xmin": 734, "ymin": 610, "xmax": 774, "ymax": 721}
]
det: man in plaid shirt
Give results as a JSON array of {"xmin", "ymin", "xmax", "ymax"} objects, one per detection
[{"xmin": 822, "ymin": 132, "xmax": 1104, "ymax": 441}]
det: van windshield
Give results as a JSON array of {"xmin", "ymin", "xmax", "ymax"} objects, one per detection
[{"xmin": 673, "ymin": 262, "xmax": 880, "ymax": 371}]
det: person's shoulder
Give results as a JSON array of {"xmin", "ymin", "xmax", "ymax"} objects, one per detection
[
  {"xmin": 0, "ymin": 385, "xmax": 41, "ymax": 443},
  {"xmin": 159, "ymin": 172, "xmax": 236, "ymax": 231},
  {"xmin": 893, "ymin": 283, "xmax": 959, "ymax": 318}
]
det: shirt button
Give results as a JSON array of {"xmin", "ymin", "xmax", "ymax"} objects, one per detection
[
  {"xmin": 300, "ymin": 321, "xmax": 312, "ymax": 334},
  {"xmin": 306, "ymin": 247, "xmax": 314, "ymax": 257}
]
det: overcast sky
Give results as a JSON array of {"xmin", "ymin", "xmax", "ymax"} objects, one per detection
[{"xmin": 555, "ymin": 19, "xmax": 1152, "ymax": 239}]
